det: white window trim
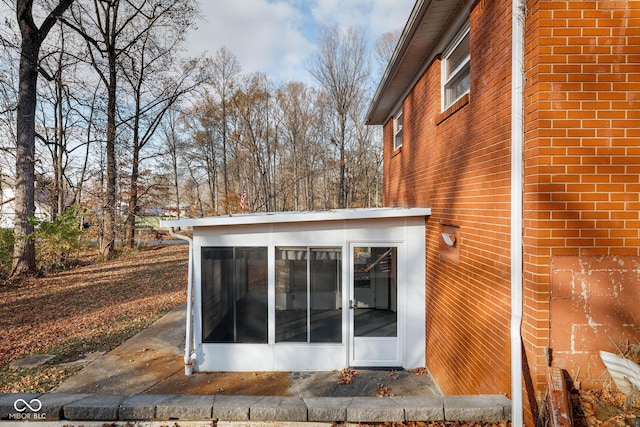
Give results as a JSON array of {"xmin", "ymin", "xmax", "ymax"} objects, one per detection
[
  {"xmin": 393, "ymin": 109, "xmax": 403, "ymax": 150},
  {"xmin": 441, "ymin": 22, "xmax": 470, "ymax": 111},
  {"xmin": 274, "ymin": 246, "xmax": 343, "ymax": 344}
]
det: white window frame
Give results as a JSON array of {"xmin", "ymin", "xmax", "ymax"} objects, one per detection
[
  {"xmin": 274, "ymin": 246, "xmax": 343, "ymax": 344},
  {"xmin": 393, "ymin": 109, "xmax": 403, "ymax": 150},
  {"xmin": 441, "ymin": 22, "xmax": 470, "ymax": 111}
]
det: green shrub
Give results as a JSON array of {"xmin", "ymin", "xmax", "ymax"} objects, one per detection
[
  {"xmin": 30, "ymin": 206, "xmax": 85, "ymax": 271},
  {"xmin": 0, "ymin": 228, "xmax": 14, "ymax": 279}
]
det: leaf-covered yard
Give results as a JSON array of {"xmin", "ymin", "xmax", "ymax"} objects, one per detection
[{"xmin": 0, "ymin": 244, "xmax": 188, "ymax": 392}]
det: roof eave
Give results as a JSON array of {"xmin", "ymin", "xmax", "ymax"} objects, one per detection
[
  {"xmin": 159, "ymin": 207, "xmax": 431, "ymax": 229},
  {"xmin": 367, "ymin": 0, "xmax": 467, "ymax": 126}
]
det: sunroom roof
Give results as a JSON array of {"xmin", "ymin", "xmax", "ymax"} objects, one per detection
[{"xmin": 159, "ymin": 207, "xmax": 431, "ymax": 229}]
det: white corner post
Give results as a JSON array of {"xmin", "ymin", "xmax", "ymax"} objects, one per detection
[
  {"xmin": 169, "ymin": 227, "xmax": 196, "ymax": 375},
  {"xmin": 511, "ymin": 0, "xmax": 525, "ymax": 425}
]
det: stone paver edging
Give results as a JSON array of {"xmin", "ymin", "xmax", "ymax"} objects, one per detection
[{"xmin": 0, "ymin": 392, "xmax": 511, "ymax": 423}]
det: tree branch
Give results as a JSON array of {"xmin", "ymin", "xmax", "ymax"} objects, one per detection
[{"xmin": 39, "ymin": 0, "xmax": 75, "ymax": 41}]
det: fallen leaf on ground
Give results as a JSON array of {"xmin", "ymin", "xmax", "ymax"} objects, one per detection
[
  {"xmin": 0, "ymin": 245, "xmax": 188, "ymax": 392},
  {"xmin": 376, "ymin": 383, "xmax": 394, "ymax": 397},
  {"xmin": 337, "ymin": 368, "xmax": 358, "ymax": 385}
]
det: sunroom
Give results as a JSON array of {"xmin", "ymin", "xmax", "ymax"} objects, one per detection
[{"xmin": 160, "ymin": 208, "xmax": 430, "ymax": 373}]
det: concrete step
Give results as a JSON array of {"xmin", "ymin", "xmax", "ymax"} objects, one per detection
[{"xmin": 0, "ymin": 392, "xmax": 511, "ymax": 423}]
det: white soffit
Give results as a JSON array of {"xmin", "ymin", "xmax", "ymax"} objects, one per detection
[
  {"xmin": 160, "ymin": 207, "xmax": 431, "ymax": 229},
  {"xmin": 367, "ymin": 0, "xmax": 465, "ymax": 125}
]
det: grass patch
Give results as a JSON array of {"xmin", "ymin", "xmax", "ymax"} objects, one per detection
[
  {"xmin": 0, "ymin": 305, "xmax": 175, "ymax": 393},
  {"xmin": 0, "ymin": 365, "xmax": 83, "ymax": 393},
  {"xmin": 0, "ymin": 308, "xmax": 175, "ymax": 393},
  {"xmin": 48, "ymin": 311, "xmax": 170, "ymax": 364}
]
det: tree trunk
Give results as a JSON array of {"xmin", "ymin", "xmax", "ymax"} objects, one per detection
[
  {"xmin": 101, "ymin": 53, "xmax": 118, "ymax": 259},
  {"xmin": 338, "ymin": 113, "xmax": 347, "ymax": 209},
  {"xmin": 125, "ymin": 121, "xmax": 140, "ymax": 249},
  {"xmin": 171, "ymin": 141, "xmax": 181, "ymax": 219},
  {"xmin": 125, "ymin": 79, "xmax": 142, "ymax": 249},
  {"xmin": 11, "ymin": 31, "xmax": 39, "ymax": 277},
  {"xmin": 74, "ymin": 88, "xmax": 98, "ymax": 207},
  {"xmin": 12, "ymin": 0, "xmax": 75, "ymax": 278},
  {"xmin": 222, "ymin": 99, "xmax": 229, "ymax": 213},
  {"xmin": 55, "ymin": 69, "xmax": 65, "ymax": 218},
  {"xmin": 165, "ymin": 118, "xmax": 181, "ymax": 219},
  {"xmin": 125, "ymin": 154, "xmax": 139, "ymax": 249}
]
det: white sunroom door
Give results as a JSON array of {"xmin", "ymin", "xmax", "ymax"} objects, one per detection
[{"xmin": 349, "ymin": 244, "xmax": 402, "ymax": 367}]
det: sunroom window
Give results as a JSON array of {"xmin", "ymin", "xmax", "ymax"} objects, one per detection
[
  {"xmin": 275, "ymin": 247, "xmax": 342, "ymax": 343},
  {"xmin": 201, "ymin": 247, "xmax": 268, "ymax": 343},
  {"xmin": 442, "ymin": 24, "xmax": 470, "ymax": 109}
]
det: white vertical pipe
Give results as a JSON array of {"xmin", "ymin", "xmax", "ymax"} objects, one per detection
[
  {"xmin": 511, "ymin": 0, "xmax": 525, "ymax": 425},
  {"xmin": 169, "ymin": 227, "xmax": 195, "ymax": 375}
]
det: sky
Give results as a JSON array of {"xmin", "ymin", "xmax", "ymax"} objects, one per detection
[{"xmin": 183, "ymin": 0, "xmax": 416, "ymax": 85}]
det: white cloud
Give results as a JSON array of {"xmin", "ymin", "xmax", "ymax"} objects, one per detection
[
  {"xmin": 369, "ymin": 0, "xmax": 415, "ymax": 34},
  {"xmin": 184, "ymin": 0, "xmax": 415, "ymax": 84},
  {"xmin": 309, "ymin": 0, "xmax": 413, "ymax": 39},
  {"xmin": 186, "ymin": 0, "xmax": 314, "ymax": 83}
]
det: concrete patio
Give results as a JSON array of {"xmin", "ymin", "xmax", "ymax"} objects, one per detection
[
  {"xmin": 52, "ymin": 305, "xmax": 442, "ymax": 398},
  {"xmin": 1, "ymin": 306, "xmax": 512, "ymax": 424}
]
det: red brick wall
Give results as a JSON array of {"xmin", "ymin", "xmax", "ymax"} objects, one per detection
[
  {"xmin": 550, "ymin": 255, "xmax": 640, "ymax": 389},
  {"xmin": 383, "ymin": 0, "xmax": 514, "ymax": 398},
  {"xmin": 384, "ymin": 0, "xmax": 640, "ymax": 424},
  {"xmin": 522, "ymin": 0, "xmax": 640, "ymax": 409}
]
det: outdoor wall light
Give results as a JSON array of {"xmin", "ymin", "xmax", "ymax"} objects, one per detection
[{"xmin": 441, "ymin": 232, "xmax": 456, "ymax": 247}]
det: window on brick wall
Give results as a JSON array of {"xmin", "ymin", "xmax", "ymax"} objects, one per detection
[
  {"xmin": 442, "ymin": 23, "xmax": 470, "ymax": 110},
  {"xmin": 393, "ymin": 109, "xmax": 403, "ymax": 150}
]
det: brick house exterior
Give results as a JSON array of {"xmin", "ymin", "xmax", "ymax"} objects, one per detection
[{"xmin": 367, "ymin": 0, "xmax": 640, "ymax": 424}]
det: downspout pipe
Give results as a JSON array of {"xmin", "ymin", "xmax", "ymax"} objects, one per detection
[
  {"xmin": 169, "ymin": 227, "xmax": 196, "ymax": 375},
  {"xmin": 511, "ymin": 0, "xmax": 525, "ymax": 426}
]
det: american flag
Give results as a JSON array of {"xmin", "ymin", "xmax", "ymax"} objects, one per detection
[{"xmin": 240, "ymin": 187, "xmax": 247, "ymax": 212}]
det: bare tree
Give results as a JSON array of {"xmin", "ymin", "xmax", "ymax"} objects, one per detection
[
  {"xmin": 373, "ymin": 29, "xmax": 401, "ymax": 78},
  {"xmin": 232, "ymin": 73, "xmax": 274, "ymax": 212},
  {"xmin": 71, "ymin": 84, "xmax": 104, "ymax": 211},
  {"xmin": 162, "ymin": 108, "xmax": 183, "ymax": 218},
  {"xmin": 11, "ymin": 0, "xmax": 74, "ymax": 278},
  {"xmin": 182, "ymin": 92, "xmax": 222, "ymax": 214},
  {"xmin": 348, "ymin": 102, "xmax": 382, "ymax": 208},
  {"xmin": 119, "ymin": 10, "xmax": 201, "ymax": 248},
  {"xmin": 50, "ymin": 31, "xmax": 66, "ymax": 217},
  {"xmin": 64, "ymin": 0, "xmax": 120, "ymax": 259},
  {"xmin": 64, "ymin": 0, "xmax": 197, "ymax": 257},
  {"xmin": 0, "ymin": 22, "xmax": 19, "ymax": 201},
  {"xmin": 209, "ymin": 48, "xmax": 241, "ymax": 212},
  {"xmin": 176, "ymin": 39, "xmax": 381, "ymax": 216},
  {"xmin": 276, "ymin": 81, "xmax": 322, "ymax": 211},
  {"xmin": 307, "ymin": 25, "xmax": 370, "ymax": 208},
  {"xmin": 36, "ymin": 19, "xmax": 89, "ymax": 219}
]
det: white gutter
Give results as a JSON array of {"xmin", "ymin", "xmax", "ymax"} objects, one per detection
[
  {"xmin": 168, "ymin": 227, "xmax": 196, "ymax": 375},
  {"xmin": 511, "ymin": 0, "xmax": 525, "ymax": 425}
]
